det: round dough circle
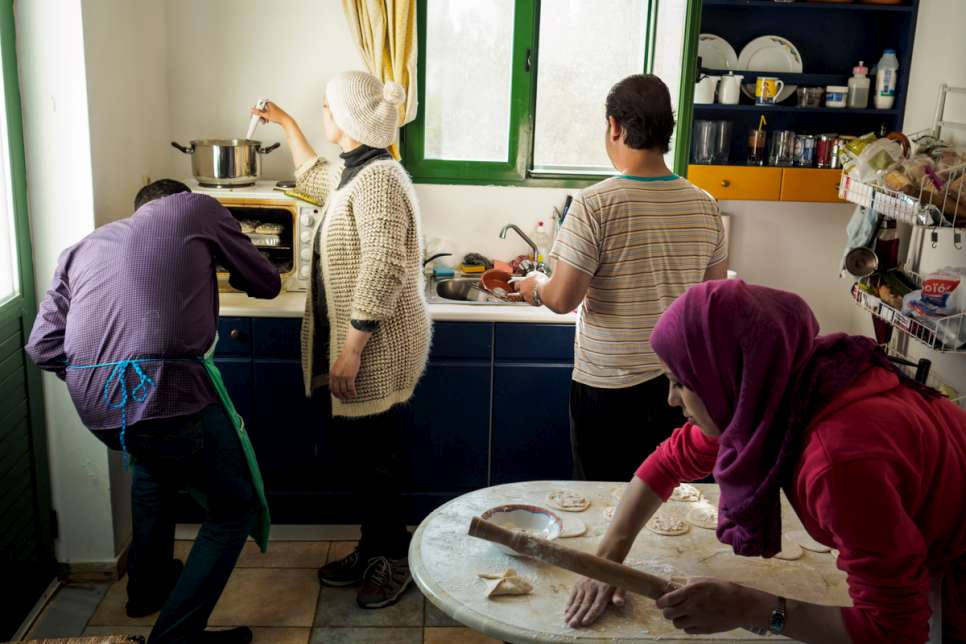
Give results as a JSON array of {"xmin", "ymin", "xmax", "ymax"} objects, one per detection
[
  {"xmin": 559, "ymin": 515, "xmax": 587, "ymax": 538},
  {"xmin": 786, "ymin": 529, "xmax": 831, "ymax": 553},
  {"xmin": 646, "ymin": 513, "xmax": 690, "ymax": 536},
  {"xmin": 670, "ymin": 483, "xmax": 702, "ymax": 503},
  {"xmin": 774, "ymin": 536, "xmax": 804, "ymax": 561},
  {"xmin": 685, "ymin": 502, "xmax": 718, "ymax": 529},
  {"xmin": 545, "ymin": 490, "xmax": 590, "ymax": 512}
]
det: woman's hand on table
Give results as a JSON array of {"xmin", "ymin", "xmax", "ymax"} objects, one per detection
[
  {"xmin": 656, "ymin": 577, "xmax": 773, "ymax": 635},
  {"xmin": 564, "ymin": 577, "xmax": 626, "ymax": 627}
]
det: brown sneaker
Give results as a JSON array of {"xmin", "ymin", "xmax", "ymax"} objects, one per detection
[
  {"xmin": 356, "ymin": 556, "xmax": 412, "ymax": 609},
  {"xmin": 317, "ymin": 548, "xmax": 366, "ymax": 587}
]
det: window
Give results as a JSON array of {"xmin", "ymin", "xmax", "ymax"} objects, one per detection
[
  {"xmin": 0, "ymin": 35, "xmax": 17, "ymax": 304},
  {"xmin": 402, "ymin": 0, "xmax": 692, "ymax": 187}
]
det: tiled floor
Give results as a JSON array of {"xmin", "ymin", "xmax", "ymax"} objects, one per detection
[{"xmin": 26, "ymin": 541, "xmax": 501, "ymax": 644}]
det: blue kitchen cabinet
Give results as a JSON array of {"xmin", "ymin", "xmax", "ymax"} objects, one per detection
[
  {"xmin": 213, "ymin": 358, "xmax": 253, "ymax": 424},
  {"xmin": 249, "ymin": 318, "xmax": 325, "ymax": 494},
  {"xmin": 401, "ymin": 322, "xmax": 492, "ymax": 499},
  {"xmin": 251, "ymin": 360, "xmax": 325, "ymax": 493},
  {"xmin": 491, "ymin": 363, "xmax": 574, "ymax": 484},
  {"xmin": 491, "ymin": 324, "xmax": 575, "ymax": 484},
  {"xmin": 402, "ymin": 361, "xmax": 491, "ymax": 492},
  {"xmin": 190, "ymin": 316, "xmax": 577, "ymax": 524}
]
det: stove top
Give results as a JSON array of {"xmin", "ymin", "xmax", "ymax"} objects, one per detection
[{"xmin": 187, "ymin": 179, "xmax": 298, "ymax": 202}]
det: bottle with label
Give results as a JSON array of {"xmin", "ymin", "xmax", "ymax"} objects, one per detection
[
  {"xmin": 533, "ymin": 220, "xmax": 553, "ymax": 263},
  {"xmin": 847, "ymin": 61, "xmax": 870, "ymax": 109},
  {"xmin": 874, "ymin": 50, "xmax": 899, "ymax": 110}
]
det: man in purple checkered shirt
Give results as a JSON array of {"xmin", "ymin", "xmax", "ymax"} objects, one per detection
[{"xmin": 26, "ymin": 179, "xmax": 280, "ymax": 644}]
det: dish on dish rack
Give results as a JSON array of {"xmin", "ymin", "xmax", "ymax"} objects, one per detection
[
  {"xmin": 737, "ymin": 35, "xmax": 803, "ymax": 103},
  {"xmin": 698, "ymin": 34, "xmax": 738, "ymax": 71}
]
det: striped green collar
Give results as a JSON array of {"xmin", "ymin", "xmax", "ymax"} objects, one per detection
[{"xmin": 619, "ymin": 174, "xmax": 679, "ymax": 182}]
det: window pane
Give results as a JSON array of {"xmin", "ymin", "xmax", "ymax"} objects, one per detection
[
  {"xmin": 532, "ymin": 0, "xmax": 648, "ymax": 174},
  {"xmin": 651, "ymin": 0, "xmax": 689, "ymax": 168},
  {"xmin": 424, "ymin": 0, "xmax": 514, "ymax": 162},
  {"xmin": 0, "ymin": 38, "xmax": 17, "ymax": 304}
]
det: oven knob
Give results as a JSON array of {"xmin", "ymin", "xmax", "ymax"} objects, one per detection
[
  {"xmin": 299, "ymin": 266, "xmax": 310, "ymax": 279},
  {"xmin": 300, "ymin": 248, "xmax": 311, "ymax": 260},
  {"xmin": 300, "ymin": 213, "xmax": 315, "ymax": 226},
  {"xmin": 300, "ymin": 231, "xmax": 312, "ymax": 243}
]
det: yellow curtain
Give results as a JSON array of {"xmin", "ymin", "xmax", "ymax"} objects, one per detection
[{"xmin": 342, "ymin": 0, "xmax": 418, "ymax": 160}]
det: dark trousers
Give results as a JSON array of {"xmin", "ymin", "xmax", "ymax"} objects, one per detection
[
  {"xmin": 330, "ymin": 403, "xmax": 412, "ymax": 560},
  {"xmin": 569, "ymin": 376, "xmax": 684, "ymax": 482},
  {"xmin": 96, "ymin": 405, "xmax": 256, "ymax": 644}
]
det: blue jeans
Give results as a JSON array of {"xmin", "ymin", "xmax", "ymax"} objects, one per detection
[{"xmin": 97, "ymin": 404, "xmax": 256, "ymax": 644}]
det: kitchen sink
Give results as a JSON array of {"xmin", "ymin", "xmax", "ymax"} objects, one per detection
[{"xmin": 426, "ymin": 277, "xmax": 526, "ymax": 305}]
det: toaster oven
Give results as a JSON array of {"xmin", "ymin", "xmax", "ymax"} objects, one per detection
[{"xmin": 192, "ymin": 181, "xmax": 321, "ymax": 293}]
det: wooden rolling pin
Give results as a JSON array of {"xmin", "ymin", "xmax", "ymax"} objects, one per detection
[{"xmin": 468, "ymin": 517, "xmax": 679, "ymax": 600}]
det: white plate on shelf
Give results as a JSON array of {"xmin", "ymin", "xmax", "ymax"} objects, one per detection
[
  {"xmin": 698, "ymin": 34, "xmax": 738, "ymax": 71},
  {"xmin": 737, "ymin": 35, "xmax": 803, "ymax": 103}
]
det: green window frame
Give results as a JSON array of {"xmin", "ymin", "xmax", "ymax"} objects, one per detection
[{"xmin": 401, "ymin": 0, "xmax": 666, "ymax": 188}]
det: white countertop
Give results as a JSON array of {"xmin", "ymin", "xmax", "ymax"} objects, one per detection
[{"xmin": 219, "ymin": 292, "xmax": 577, "ymax": 324}]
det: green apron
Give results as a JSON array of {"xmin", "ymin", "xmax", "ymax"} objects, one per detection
[
  {"xmin": 198, "ymin": 338, "xmax": 272, "ymax": 552},
  {"xmin": 68, "ymin": 337, "xmax": 272, "ymax": 552}
]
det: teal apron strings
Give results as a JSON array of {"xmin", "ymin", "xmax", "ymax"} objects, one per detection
[{"xmin": 67, "ymin": 357, "xmax": 191, "ymax": 463}]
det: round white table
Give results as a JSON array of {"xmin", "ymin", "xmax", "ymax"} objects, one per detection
[{"xmin": 409, "ymin": 481, "xmax": 850, "ymax": 643}]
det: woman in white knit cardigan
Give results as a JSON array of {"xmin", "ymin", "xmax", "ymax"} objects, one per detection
[{"xmin": 252, "ymin": 71, "xmax": 431, "ymax": 610}]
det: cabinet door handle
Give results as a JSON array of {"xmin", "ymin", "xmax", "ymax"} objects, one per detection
[
  {"xmin": 721, "ymin": 179, "xmax": 731, "ymax": 188},
  {"xmin": 230, "ymin": 329, "xmax": 243, "ymax": 341}
]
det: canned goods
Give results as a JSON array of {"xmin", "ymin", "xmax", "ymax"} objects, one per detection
[
  {"xmin": 795, "ymin": 135, "xmax": 816, "ymax": 167},
  {"xmin": 831, "ymin": 135, "xmax": 856, "ymax": 170},
  {"xmin": 816, "ymin": 134, "xmax": 838, "ymax": 169}
]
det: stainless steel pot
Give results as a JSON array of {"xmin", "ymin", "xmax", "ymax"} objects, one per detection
[{"xmin": 171, "ymin": 139, "xmax": 281, "ymax": 187}]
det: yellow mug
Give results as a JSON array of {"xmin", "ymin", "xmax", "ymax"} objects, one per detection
[{"xmin": 755, "ymin": 77, "xmax": 785, "ymax": 105}]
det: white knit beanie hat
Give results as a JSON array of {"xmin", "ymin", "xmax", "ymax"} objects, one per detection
[{"xmin": 326, "ymin": 71, "xmax": 405, "ymax": 149}]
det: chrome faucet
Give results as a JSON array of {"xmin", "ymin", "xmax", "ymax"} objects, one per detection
[{"xmin": 499, "ymin": 223, "xmax": 539, "ymax": 265}]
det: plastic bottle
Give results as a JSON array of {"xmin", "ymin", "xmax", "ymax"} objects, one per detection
[
  {"xmin": 847, "ymin": 61, "xmax": 870, "ymax": 109},
  {"xmin": 533, "ymin": 220, "xmax": 553, "ymax": 262},
  {"xmin": 874, "ymin": 50, "xmax": 899, "ymax": 110}
]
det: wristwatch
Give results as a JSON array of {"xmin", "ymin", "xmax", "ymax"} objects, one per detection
[
  {"xmin": 530, "ymin": 283, "xmax": 543, "ymax": 307},
  {"xmin": 747, "ymin": 596, "xmax": 786, "ymax": 636},
  {"xmin": 768, "ymin": 596, "xmax": 787, "ymax": 635}
]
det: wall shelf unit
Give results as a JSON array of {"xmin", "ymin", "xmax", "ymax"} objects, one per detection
[{"xmin": 686, "ymin": 0, "xmax": 919, "ymax": 197}]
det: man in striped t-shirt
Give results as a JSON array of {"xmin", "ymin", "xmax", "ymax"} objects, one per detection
[{"xmin": 516, "ymin": 74, "xmax": 727, "ymax": 481}]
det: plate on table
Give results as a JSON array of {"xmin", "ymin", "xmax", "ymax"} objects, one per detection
[
  {"xmin": 698, "ymin": 34, "xmax": 738, "ymax": 71},
  {"xmin": 737, "ymin": 35, "xmax": 803, "ymax": 103}
]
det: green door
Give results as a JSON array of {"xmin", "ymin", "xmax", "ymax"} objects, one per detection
[{"xmin": 0, "ymin": 1, "xmax": 56, "ymax": 639}]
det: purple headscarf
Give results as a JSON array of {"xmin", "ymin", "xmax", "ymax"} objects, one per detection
[{"xmin": 650, "ymin": 279, "xmax": 925, "ymax": 558}]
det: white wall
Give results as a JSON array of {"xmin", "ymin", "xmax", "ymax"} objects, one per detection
[
  {"xmin": 16, "ymin": 0, "xmax": 118, "ymax": 565},
  {"xmin": 164, "ymin": 0, "xmax": 363, "ymax": 181},
  {"xmin": 902, "ymin": 0, "xmax": 966, "ymax": 145},
  {"xmin": 721, "ymin": 201, "xmax": 857, "ymax": 334},
  {"xmin": 82, "ymin": 0, "xmax": 170, "ymax": 225}
]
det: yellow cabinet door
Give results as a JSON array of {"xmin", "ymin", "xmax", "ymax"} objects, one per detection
[
  {"xmin": 780, "ymin": 168, "xmax": 845, "ymax": 203},
  {"xmin": 687, "ymin": 165, "xmax": 782, "ymax": 201}
]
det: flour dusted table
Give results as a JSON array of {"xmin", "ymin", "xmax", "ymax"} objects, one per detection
[{"xmin": 410, "ymin": 482, "xmax": 850, "ymax": 643}]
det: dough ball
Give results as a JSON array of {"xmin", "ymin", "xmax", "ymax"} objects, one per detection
[
  {"xmin": 546, "ymin": 490, "xmax": 590, "ymax": 512},
  {"xmin": 670, "ymin": 483, "xmax": 702, "ymax": 503},
  {"xmin": 773, "ymin": 536, "xmax": 804, "ymax": 561},
  {"xmin": 646, "ymin": 512, "xmax": 690, "ymax": 536},
  {"xmin": 685, "ymin": 501, "xmax": 718, "ymax": 530},
  {"xmin": 559, "ymin": 515, "xmax": 587, "ymax": 538}
]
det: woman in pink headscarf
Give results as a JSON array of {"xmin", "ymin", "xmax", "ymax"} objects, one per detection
[{"xmin": 564, "ymin": 279, "xmax": 966, "ymax": 643}]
